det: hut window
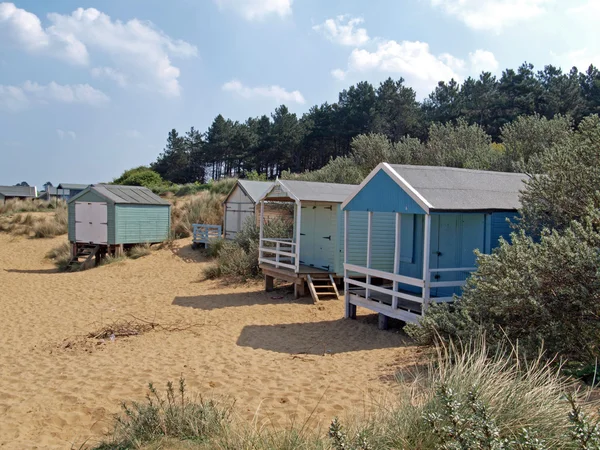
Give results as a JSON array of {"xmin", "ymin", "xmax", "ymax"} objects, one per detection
[{"xmin": 400, "ymin": 214, "xmax": 415, "ymax": 264}]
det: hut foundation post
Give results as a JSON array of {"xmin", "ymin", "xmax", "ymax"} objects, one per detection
[
  {"xmin": 378, "ymin": 313, "xmax": 389, "ymax": 330},
  {"xmin": 265, "ymin": 274, "xmax": 274, "ymax": 292},
  {"xmin": 294, "ymin": 281, "xmax": 306, "ymax": 299}
]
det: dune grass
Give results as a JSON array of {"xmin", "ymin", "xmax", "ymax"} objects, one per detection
[
  {"xmin": 0, "ymin": 200, "xmax": 67, "ymax": 238},
  {"xmin": 171, "ymin": 191, "xmax": 225, "ymax": 239},
  {"xmin": 128, "ymin": 244, "xmax": 152, "ymax": 260},
  {"xmin": 45, "ymin": 241, "xmax": 73, "ymax": 271},
  {"xmin": 91, "ymin": 338, "xmax": 597, "ymax": 449}
]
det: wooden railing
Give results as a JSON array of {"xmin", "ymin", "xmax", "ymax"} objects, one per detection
[
  {"xmin": 344, "ymin": 264, "xmax": 477, "ymax": 310},
  {"xmin": 428, "ymin": 267, "xmax": 476, "ymax": 302},
  {"xmin": 258, "ymin": 238, "xmax": 297, "ymax": 271},
  {"xmin": 192, "ymin": 224, "xmax": 222, "ymax": 246}
]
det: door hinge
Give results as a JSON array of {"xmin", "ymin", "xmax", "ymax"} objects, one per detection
[
  {"xmin": 313, "ymin": 206, "xmax": 317, "ymax": 209},
  {"xmin": 300, "ymin": 233, "xmax": 306, "ymax": 236},
  {"xmin": 434, "ymin": 274, "xmax": 441, "ymax": 280},
  {"xmin": 321, "ymin": 265, "xmax": 330, "ymax": 271},
  {"xmin": 323, "ymin": 235, "xmax": 331, "ymax": 240},
  {"xmin": 324, "ymin": 206, "xmax": 333, "ymax": 210}
]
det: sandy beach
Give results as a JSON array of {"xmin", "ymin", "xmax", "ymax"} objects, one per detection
[{"xmin": 0, "ymin": 233, "xmax": 421, "ymax": 449}]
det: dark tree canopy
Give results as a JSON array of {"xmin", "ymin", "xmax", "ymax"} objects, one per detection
[{"xmin": 149, "ymin": 62, "xmax": 600, "ymax": 184}]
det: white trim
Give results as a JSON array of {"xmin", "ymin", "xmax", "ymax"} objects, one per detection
[
  {"xmin": 393, "ymin": 212, "xmax": 401, "ymax": 310},
  {"xmin": 347, "ymin": 293, "xmax": 421, "ymax": 324},
  {"xmin": 344, "ymin": 263, "xmax": 423, "ymax": 287},
  {"xmin": 257, "ymin": 179, "xmax": 300, "ymax": 203},
  {"xmin": 340, "ymin": 162, "xmax": 433, "ymax": 212},
  {"xmin": 366, "ymin": 211, "xmax": 373, "ymax": 299},
  {"xmin": 430, "ymin": 267, "xmax": 476, "ymax": 273},
  {"xmin": 345, "ymin": 278, "xmax": 423, "ymax": 303},
  {"xmin": 422, "ymin": 214, "xmax": 432, "ymax": 311},
  {"xmin": 295, "ymin": 200, "xmax": 301, "ymax": 273},
  {"xmin": 344, "ymin": 210, "xmax": 350, "ymax": 318}
]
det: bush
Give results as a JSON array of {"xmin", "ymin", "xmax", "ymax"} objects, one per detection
[
  {"xmin": 46, "ymin": 241, "xmax": 72, "ymax": 271},
  {"xmin": 128, "ymin": 244, "xmax": 152, "ymax": 260},
  {"xmin": 175, "ymin": 183, "xmax": 209, "ymax": 197},
  {"xmin": 93, "ymin": 377, "xmax": 231, "ymax": 449},
  {"xmin": 112, "ymin": 166, "xmax": 165, "ymax": 188},
  {"xmin": 208, "ymin": 178, "xmax": 237, "ymax": 195},
  {"xmin": 407, "ymin": 208, "xmax": 600, "ymax": 367},
  {"xmin": 201, "ymin": 216, "xmax": 293, "ymax": 281}
]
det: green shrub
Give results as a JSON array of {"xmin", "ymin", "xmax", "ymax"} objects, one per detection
[
  {"xmin": 407, "ymin": 208, "xmax": 600, "ymax": 367},
  {"xmin": 112, "ymin": 166, "xmax": 165, "ymax": 188},
  {"xmin": 93, "ymin": 377, "xmax": 231, "ymax": 449},
  {"xmin": 208, "ymin": 178, "xmax": 237, "ymax": 195},
  {"xmin": 202, "ymin": 216, "xmax": 293, "ymax": 281},
  {"xmin": 175, "ymin": 183, "xmax": 209, "ymax": 197}
]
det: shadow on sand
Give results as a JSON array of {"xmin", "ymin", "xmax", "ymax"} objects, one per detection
[
  {"xmin": 170, "ymin": 244, "xmax": 208, "ymax": 263},
  {"xmin": 236, "ymin": 318, "xmax": 412, "ymax": 355},
  {"xmin": 172, "ymin": 289, "xmax": 310, "ymax": 311},
  {"xmin": 4, "ymin": 268, "xmax": 61, "ymax": 274}
]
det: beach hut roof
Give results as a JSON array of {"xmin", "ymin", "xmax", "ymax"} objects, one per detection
[
  {"xmin": 68, "ymin": 185, "xmax": 170, "ymax": 206},
  {"xmin": 227, "ymin": 180, "xmax": 273, "ymax": 204},
  {"xmin": 342, "ymin": 164, "xmax": 528, "ymax": 212},
  {"xmin": 262, "ymin": 179, "xmax": 357, "ymax": 203},
  {"xmin": 57, "ymin": 183, "xmax": 89, "ymax": 190},
  {"xmin": 0, "ymin": 185, "xmax": 37, "ymax": 198}
]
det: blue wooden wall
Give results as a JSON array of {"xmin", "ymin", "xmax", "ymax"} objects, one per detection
[{"xmin": 343, "ymin": 170, "xmax": 425, "ymax": 214}]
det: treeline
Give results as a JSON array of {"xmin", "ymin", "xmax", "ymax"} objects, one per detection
[{"xmin": 151, "ymin": 62, "xmax": 600, "ymax": 183}]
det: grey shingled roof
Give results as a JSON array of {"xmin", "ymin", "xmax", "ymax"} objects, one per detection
[
  {"xmin": 57, "ymin": 183, "xmax": 89, "ymax": 190},
  {"xmin": 0, "ymin": 185, "xmax": 36, "ymax": 198},
  {"xmin": 237, "ymin": 180, "xmax": 273, "ymax": 203},
  {"xmin": 70, "ymin": 185, "xmax": 170, "ymax": 205},
  {"xmin": 275, "ymin": 180, "xmax": 357, "ymax": 203},
  {"xmin": 389, "ymin": 165, "xmax": 528, "ymax": 211}
]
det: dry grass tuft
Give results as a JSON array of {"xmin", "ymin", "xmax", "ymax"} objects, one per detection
[
  {"xmin": 0, "ymin": 201, "xmax": 67, "ymax": 238},
  {"xmin": 46, "ymin": 241, "xmax": 72, "ymax": 271},
  {"xmin": 171, "ymin": 191, "xmax": 225, "ymax": 238},
  {"xmin": 128, "ymin": 243, "xmax": 152, "ymax": 259}
]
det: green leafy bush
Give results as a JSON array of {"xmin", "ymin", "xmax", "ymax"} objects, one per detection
[{"xmin": 112, "ymin": 166, "xmax": 165, "ymax": 188}]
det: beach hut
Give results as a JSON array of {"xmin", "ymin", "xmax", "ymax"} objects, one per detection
[
  {"xmin": 0, "ymin": 185, "xmax": 37, "ymax": 203},
  {"xmin": 58, "ymin": 183, "xmax": 89, "ymax": 200},
  {"xmin": 223, "ymin": 180, "xmax": 273, "ymax": 239},
  {"xmin": 67, "ymin": 185, "xmax": 170, "ymax": 268},
  {"xmin": 341, "ymin": 163, "xmax": 526, "ymax": 327},
  {"xmin": 257, "ymin": 179, "xmax": 395, "ymax": 301}
]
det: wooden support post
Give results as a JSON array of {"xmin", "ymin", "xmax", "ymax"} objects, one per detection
[
  {"xmin": 295, "ymin": 201, "xmax": 301, "ymax": 273},
  {"xmin": 265, "ymin": 274, "xmax": 274, "ymax": 292},
  {"xmin": 259, "ymin": 201, "xmax": 265, "ymax": 260},
  {"xmin": 294, "ymin": 281, "xmax": 306, "ymax": 299},
  {"xmin": 366, "ymin": 211, "xmax": 373, "ymax": 299},
  {"xmin": 422, "ymin": 214, "xmax": 432, "ymax": 313},
  {"xmin": 378, "ymin": 313, "xmax": 389, "ymax": 330},
  {"xmin": 393, "ymin": 212, "xmax": 401, "ymax": 310},
  {"xmin": 344, "ymin": 209, "xmax": 350, "ymax": 317},
  {"xmin": 346, "ymin": 301, "xmax": 357, "ymax": 320}
]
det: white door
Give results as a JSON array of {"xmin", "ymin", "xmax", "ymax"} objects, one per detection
[{"xmin": 75, "ymin": 202, "xmax": 108, "ymax": 244}]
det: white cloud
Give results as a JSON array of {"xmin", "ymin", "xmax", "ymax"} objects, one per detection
[
  {"xmin": 346, "ymin": 40, "xmax": 463, "ymax": 93},
  {"xmin": 430, "ymin": 0, "xmax": 551, "ymax": 33},
  {"xmin": 91, "ymin": 67, "xmax": 128, "ymax": 87},
  {"xmin": 469, "ymin": 49, "xmax": 499, "ymax": 74},
  {"xmin": 331, "ymin": 69, "xmax": 347, "ymax": 81},
  {"xmin": 336, "ymin": 38, "xmax": 500, "ymax": 95},
  {"xmin": 222, "ymin": 79, "xmax": 305, "ymax": 104},
  {"xmin": 0, "ymin": 3, "xmax": 197, "ymax": 97},
  {"xmin": 215, "ymin": 0, "xmax": 292, "ymax": 20},
  {"xmin": 57, "ymin": 129, "xmax": 76, "ymax": 140},
  {"xmin": 313, "ymin": 15, "xmax": 370, "ymax": 47},
  {"xmin": 0, "ymin": 81, "xmax": 109, "ymax": 112}
]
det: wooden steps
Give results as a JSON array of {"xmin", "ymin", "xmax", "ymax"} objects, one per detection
[
  {"xmin": 306, "ymin": 274, "xmax": 340, "ymax": 302},
  {"xmin": 67, "ymin": 245, "xmax": 100, "ymax": 270}
]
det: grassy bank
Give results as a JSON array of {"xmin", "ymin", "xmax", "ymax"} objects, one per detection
[{"xmin": 92, "ymin": 339, "xmax": 598, "ymax": 449}]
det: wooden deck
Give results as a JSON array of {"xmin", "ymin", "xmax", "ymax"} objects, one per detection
[{"xmin": 259, "ymin": 263, "xmax": 339, "ymax": 300}]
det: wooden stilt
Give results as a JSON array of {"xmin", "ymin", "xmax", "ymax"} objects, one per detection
[
  {"xmin": 378, "ymin": 313, "xmax": 389, "ymax": 330},
  {"xmin": 265, "ymin": 275, "xmax": 274, "ymax": 292}
]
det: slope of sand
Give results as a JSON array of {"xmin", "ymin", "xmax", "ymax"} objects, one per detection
[{"xmin": 0, "ymin": 234, "xmax": 423, "ymax": 449}]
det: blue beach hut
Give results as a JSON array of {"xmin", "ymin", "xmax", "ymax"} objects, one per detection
[{"xmin": 341, "ymin": 164, "xmax": 527, "ymax": 327}]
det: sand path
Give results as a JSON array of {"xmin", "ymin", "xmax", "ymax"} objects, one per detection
[{"xmin": 0, "ymin": 234, "xmax": 421, "ymax": 449}]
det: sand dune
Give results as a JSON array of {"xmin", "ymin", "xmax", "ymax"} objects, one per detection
[{"xmin": 0, "ymin": 233, "xmax": 422, "ymax": 449}]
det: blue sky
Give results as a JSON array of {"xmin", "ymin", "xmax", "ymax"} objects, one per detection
[{"xmin": 0, "ymin": 0, "xmax": 598, "ymax": 189}]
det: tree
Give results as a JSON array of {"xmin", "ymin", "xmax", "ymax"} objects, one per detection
[
  {"xmin": 373, "ymin": 77, "xmax": 423, "ymax": 141},
  {"xmin": 519, "ymin": 115, "xmax": 600, "ymax": 236},
  {"xmin": 500, "ymin": 114, "xmax": 573, "ymax": 171},
  {"xmin": 113, "ymin": 166, "xmax": 164, "ymax": 188},
  {"xmin": 152, "ymin": 129, "xmax": 190, "ymax": 184}
]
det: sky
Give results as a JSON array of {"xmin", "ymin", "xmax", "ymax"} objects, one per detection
[{"xmin": 0, "ymin": 0, "xmax": 598, "ymax": 189}]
